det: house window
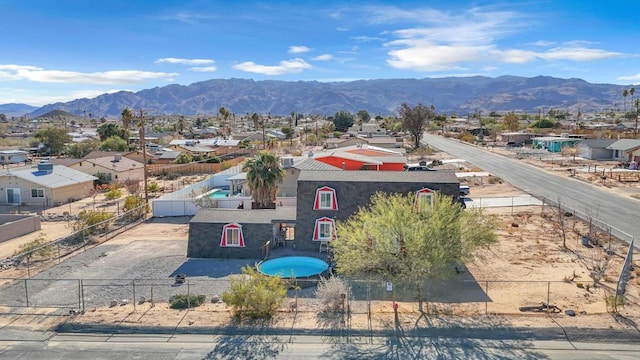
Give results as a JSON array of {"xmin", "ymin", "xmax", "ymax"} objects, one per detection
[
  {"xmin": 414, "ymin": 188, "xmax": 435, "ymax": 212},
  {"xmin": 31, "ymin": 189, "xmax": 45, "ymax": 198},
  {"xmin": 313, "ymin": 217, "xmax": 336, "ymax": 241},
  {"xmin": 313, "ymin": 186, "xmax": 338, "ymax": 210},
  {"xmin": 220, "ymin": 223, "xmax": 245, "ymax": 247}
]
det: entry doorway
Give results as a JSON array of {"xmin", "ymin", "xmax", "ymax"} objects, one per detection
[{"xmin": 6, "ymin": 188, "xmax": 21, "ymax": 205}]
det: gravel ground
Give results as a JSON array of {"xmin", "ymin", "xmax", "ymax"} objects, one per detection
[{"xmin": 0, "ymin": 237, "xmax": 258, "ymax": 310}]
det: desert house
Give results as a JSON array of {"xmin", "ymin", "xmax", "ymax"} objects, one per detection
[
  {"xmin": 187, "ymin": 169, "xmax": 460, "ymax": 258},
  {"xmin": 68, "ymin": 154, "xmax": 144, "ymax": 183},
  {"xmin": 606, "ymin": 139, "xmax": 640, "ymax": 162},
  {"xmin": 0, "ymin": 163, "xmax": 96, "ymax": 206},
  {"xmin": 576, "ymin": 139, "xmax": 617, "ymax": 160},
  {"xmin": 0, "ymin": 150, "xmax": 28, "ymax": 165},
  {"xmin": 314, "ymin": 144, "xmax": 407, "ymax": 171}
]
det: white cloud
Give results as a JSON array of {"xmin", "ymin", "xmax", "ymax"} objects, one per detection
[
  {"xmin": 0, "ymin": 64, "xmax": 178, "ymax": 85},
  {"xmin": 539, "ymin": 47, "xmax": 621, "ymax": 61},
  {"xmin": 156, "ymin": 58, "xmax": 215, "ymax": 65},
  {"xmin": 189, "ymin": 66, "xmax": 217, "ymax": 72},
  {"xmin": 492, "ymin": 49, "xmax": 538, "ymax": 64},
  {"xmin": 0, "ymin": 87, "xmax": 129, "ymax": 107},
  {"xmin": 233, "ymin": 58, "xmax": 312, "ymax": 75},
  {"xmin": 312, "ymin": 54, "xmax": 333, "ymax": 61},
  {"xmin": 618, "ymin": 73, "xmax": 640, "ymax": 81},
  {"xmin": 386, "ymin": 40, "xmax": 487, "ymax": 71},
  {"xmin": 288, "ymin": 46, "xmax": 310, "ymax": 54}
]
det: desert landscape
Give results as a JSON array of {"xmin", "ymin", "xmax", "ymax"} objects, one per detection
[{"xmin": 1, "ymin": 147, "xmax": 639, "ymax": 336}]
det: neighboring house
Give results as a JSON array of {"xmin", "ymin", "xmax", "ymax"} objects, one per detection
[
  {"xmin": 187, "ymin": 169, "xmax": 460, "ymax": 258},
  {"xmin": 499, "ymin": 132, "xmax": 536, "ymax": 146},
  {"xmin": 606, "ymin": 139, "xmax": 640, "ymax": 162},
  {"xmin": 152, "ymin": 151, "xmax": 182, "ymax": 164},
  {"xmin": 361, "ymin": 136, "xmax": 404, "ymax": 149},
  {"xmin": 0, "ymin": 150, "xmax": 28, "ymax": 165},
  {"xmin": 69, "ymin": 154, "xmax": 144, "ymax": 183},
  {"xmin": 531, "ymin": 136, "xmax": 581, "ymax": 153},
  {"xmin": 231, "ymin": 132, "xmax": 263, "ymax": 142},
  {"xmin": 576, "ymin": 139, "xmax": 616, "ymax": 160},
  {"xmin": 188, "ymin": 207, "xmax": 296, "ymax": 259},
  {"xmin": 0, "ymin": 163, "xmax": 96, "ymax": 206},
  {"xmin": 324, "ymin": 137, "xmax": 362, "ymax": 149},
  {"xmin": 314, "ymin": 145, "xmax": 407, "ymax": 171}
]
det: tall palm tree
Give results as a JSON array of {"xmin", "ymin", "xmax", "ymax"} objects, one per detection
[
  {"xmin": 630, "ymin": 87, "xmax": 635, "ymax": 115},
  {"xmin": 243, "ymin": 151, "xmax": 284, "ymax": 209},
  {"xmin": 121, "ymin": 107, "xmax": 134, "ymax": 144},
  {"xmin": 622, "ymin": 89, "xmax": 629, "ymax": 113}
]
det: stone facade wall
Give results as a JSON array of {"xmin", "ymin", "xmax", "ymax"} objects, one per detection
[
  {"xmin": 294, "ymin": 180, "xmax": 459, "ymax": 252},
  {"xmin": 187, "ymin": 221, "xmax": 272, "ymax": 259}
]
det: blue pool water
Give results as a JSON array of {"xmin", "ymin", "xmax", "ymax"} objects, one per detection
[
  {"xmin": 258, "ymin": 256, "xmax": 329, "ymax": 278},
  {"xmin": 209, "ymin": 189, "xmax": 230, "ymax": 199}
]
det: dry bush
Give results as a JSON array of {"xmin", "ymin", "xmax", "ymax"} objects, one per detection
[{"xmin": 314, "ymin": 276, "xmax": 352, "ymax": 313}]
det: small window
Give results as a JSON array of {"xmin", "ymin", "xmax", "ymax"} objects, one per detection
[
  {"xmin": 414, "ymin": 188, "xmax": 435, "ymax": 212},
  {"xmin": 226, "ymin": 228, "xmax": 240, "ymax": 246},
  {"xmin": 31, "ymin": 189, "xmax": 44, "ymax": 198},
  {"xmin": 313, "ymin": 217, "xmax": 336, "ymax": 241},
  {"xmin": 220, "ymin": 223, "xmax": 245, "ymax": 247},
  {"xmin": 313, "ymin": 186, "xmax": 338, "ymax": 210}
]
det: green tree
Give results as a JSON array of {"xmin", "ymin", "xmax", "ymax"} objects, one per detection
[
  {"xmin": 622, "ymin": 88, "xmax": 629, "ymax": 113},
  {"xmin": 529, "ymin": 119, "xmax": 555, "ymax": 128},
  {"xmin": 219, "ymin": 107, "xmax": 231, "ymax": 137},
  {"xmin": 356, "ymin": 109, "xmax": 371, "ymax": 123},
  {"xmin": 100, "ymin": 135, "xmax": 128, "ymax": 152},
  {"xmin": 281, "ymin": 126, "xmax": 295, "ymax": 145},
  {"xmin": 332, "ymin": 192, "xmax": 496, "ymax": 310},
  {"xmin": 502, "ymin": 112, "xmax": 520, "ymax": 132},
  {"xmin": 97, "ymin": 123, "xmax": 126, "ymax": 141},
  {"xmin": 243, "ymin": 151, "xmax": 284, "ymax": 208},
  {"xmin": 66, "ymin": 139, "xmax": 100, "ymax": 158},
  {"xmin": 399, "ymin": 103, "xmax": 435, "ymax": 149},
  {"xmin": 176, "ymin": 116, "xmax": 186, "ymax": 134},
  {"xmin": 332, "ymin": 110, "xmax": 354, "ymax": 132},
  {"xmin": 34, "ymin": 127, "xmax": 72, "ymax": 155},
  {"xmin": 173, "ymin": 152, "xmax": 193, "ymax": 164}
]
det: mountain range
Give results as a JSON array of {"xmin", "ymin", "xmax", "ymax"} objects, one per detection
[{"xmin": 1, "ymin": 76, "xmax": 635, "ymax": 119}]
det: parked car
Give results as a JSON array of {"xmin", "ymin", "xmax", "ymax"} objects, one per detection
[{"xmin": 406, "ymin": 165, "xmax": 436, "ymax": 171}]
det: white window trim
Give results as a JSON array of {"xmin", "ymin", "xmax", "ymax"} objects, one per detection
[
  {"xmin": 317, "ymin": 220, "xmax": 333, "ymax": 241},
  {"xmin": 225, "ymin": 227, "xmax": 241, "ymax": 247},
  {"xmin": 318, "ymin": 191, "xmax": 334, "ymax": 209}
]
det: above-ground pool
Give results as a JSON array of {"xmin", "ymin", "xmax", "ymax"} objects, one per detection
[{"xmin": 258, "ymin": 256, "xmax": 329, "ymax": 278}]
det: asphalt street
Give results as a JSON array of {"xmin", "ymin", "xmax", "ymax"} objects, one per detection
[
  {"xmin": 2, "ymin": 332, "xmax": 640, "ymax": 359},
  {"xmin": 423, "ymin": 133, "xmax": 640, "ymax": 249}
]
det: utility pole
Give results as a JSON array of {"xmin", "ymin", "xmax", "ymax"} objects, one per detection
[{"xmin": 139, "ymin": 110, "xmax": 149, "ymax": 205}]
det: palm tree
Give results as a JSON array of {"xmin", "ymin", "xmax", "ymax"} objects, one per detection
[
  {"xmin": 243, "ymin": 151, "xmax": 284, "ymax": 209},
  {"xmin": 630, "ymin": 87, "xmax": 635, "ymax": 115},
  {"xmin": 622, "ymin": 89, "xmax": 629, "ymax": 113},
  {"xmin": 218, "ymin": 107, "xmax": 230, "ymax": 138},
  {"xmin": 121, "ymin": 107, "xmax": 134, "ymax": 144}
]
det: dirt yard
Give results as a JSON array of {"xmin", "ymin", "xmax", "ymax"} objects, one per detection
[{"xmin": 2, "ymin": 147, "xmax": 640, "ymax": 334}]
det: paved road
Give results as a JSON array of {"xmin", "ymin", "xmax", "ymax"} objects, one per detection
[
  {"xmin": 2, "ymin": 332, "xmax": 640, "ymax": 359},
  {"xmin": 423, "ymin": 134, "xmax": 640, "ymax": 248}
]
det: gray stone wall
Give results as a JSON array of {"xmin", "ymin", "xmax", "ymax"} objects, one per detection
[
  {"xmin": 188, "ymin": 222, "xmax": 272, "ymax": 259},
  {"xmin": 294, "ymin": 180, "xmax": 459, "ymax": 252}
]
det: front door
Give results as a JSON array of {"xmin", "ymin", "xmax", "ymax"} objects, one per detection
[{"xmin": 6, "ymin": 188, "xmax": 21, "ymax": 205}]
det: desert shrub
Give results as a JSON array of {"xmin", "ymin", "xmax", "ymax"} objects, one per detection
[
  {"xmin": 222, "ymin": 266, "xmax": 287, "ymax": 319},
  {"xmin": 486, "ymin": 175, "xmax": 503, "ymax": 184},
  {"xmin": 314, "ymin": 275, "xmax": 352, "ymax": 313},
  {"xmin": 147, "ymin": 181, "xmax": 161, "ymax": 193},
  {"xmin": 123, "ymin": 195, "xmax": 148, "ymax": 220},
  {"xmin": 170, "ymin": 294, "xmax": 206, "ymax": 309},
  {"xmin": 123, "ymin": 179, "xmax": 141, "ymax": 195},
  {"xmin": 15, "ymin": 233, "xmax": 52, "ymax": 259},
  {"xmin": 104, "ymin": 188, "xmax": 123, "ymax": 200},
  {"xmin": 72, "ymin": 210, "xmax": 115, "ymax": 235},
  {"xmin": 459, "ymin": 133, "xmax": 475, "ymax": 143},
  {"xmin": 159, "ymin": 172, "xmax": 181, "ymax": 180}
]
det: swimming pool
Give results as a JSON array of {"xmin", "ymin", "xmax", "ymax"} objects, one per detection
[
  {"xmin": 257, "ymin": 256, "xmax": 329, "ymax": 278},
  {"xmin": 209, "ymin": 189, "xmax": 230, "ymax": 199}
]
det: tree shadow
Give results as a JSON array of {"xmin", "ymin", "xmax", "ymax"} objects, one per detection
[{"xmin": 203, "ymin": 319, "xmax": 288, "ymax": 360}]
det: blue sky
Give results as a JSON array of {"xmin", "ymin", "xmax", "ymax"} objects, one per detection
[{"xmin": 1, "ymin": 0, "xmax": 639, "ymax": 106}]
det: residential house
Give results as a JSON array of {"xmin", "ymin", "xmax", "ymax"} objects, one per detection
[
  {"xmin": 324, "ymin": 136, "xmax": 362, "ymax": 149},
  {"xmin": 361, "ymin": 136, "xmax": 404, "ymax": 149},
  {"xmin": 187, "ymin": 169, "xmax": 460, "ymax": 258},
  {"xmin": 0, "ymin": 163, "xmax": 96, "ymax": 206},
  {"xmin": 531, "ymin": 136, "xmax": 581, "ymax": 153},
  {"xmin": 69, "ymin": 154, "xmax": 144, "ymax": 183},
  {"xmin": 499, "ymin": 132, "xmax": 536, "ymax": 146},
  {"xmin": 576, "ymin": 139, "xmax": 616, "ymax": 160},
  {"xmin": 0, "ymin": 150, "xmax": 28, "ymax": 165},
  {"xmin": 606, "ymin": 139, "xmax": 640, "ymax": 162},
  {"xmin": 277, "ymin": 157, "xmax": 342, "ymax": 198}
]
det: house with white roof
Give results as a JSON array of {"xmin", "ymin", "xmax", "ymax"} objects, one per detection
[
  {"xmin": 0, "ymin": 150, "xmax": 28, "ymax": 165},
  {"xmin": 0, "ymin": 163, "xmax": 96, "ymax": 206}
]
